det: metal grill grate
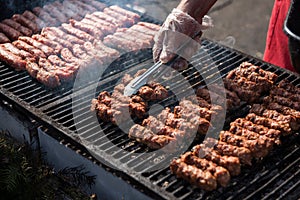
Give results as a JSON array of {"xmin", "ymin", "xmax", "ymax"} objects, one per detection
[
  {"xmin": 0, "ymin": 1, "xmax": 299, "ymax": 198},
  {"xmin": 34, "ymin": 40, "xmax": 300, "ymax": 199}
]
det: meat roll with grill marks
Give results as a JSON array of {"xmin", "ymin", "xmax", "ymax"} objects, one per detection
[
  {"xmin": 18, "ymin": 36, "xmax": 54, "ymax": 56},
  {"xmin": 176, "ymin": 99, "xmax": 217, "ymax": 120},
  {"xmin": 137, "ymin": 22, "xmax": 161, "ymax": 31},
  {"xmin": 219, "ymin": 131, "xmax": 273, "ymax": 158},
  {"xmin": 32, "ymin": 34, "xmax": 63, "ymax": 55},
  {"xmin": 0, "ymin": 46, "xmax": 26, "ymax": 70},
  {"xmin": 238, "ymin": 62, "xmax": 278, "ymax": 82},
  {"xmin": 245, "ymin": 113, "xmax": 292, "ymax": 135},
  {"xmin": 112, "ymin": 31, "xmax": 152, "ymax": 49},
  {"xmin": 13, "ymin": 40, "xmax": 46, "ymax": 58},
  {"xmin": 180, "ymin": 152, "xmax": 231, "ymax": 187},
  {"xmin": 229, "ymin": 126, "xmax": 276, "ymax": 147},
  {"xmin": 157, "ymin": 107, "xmax": 206, "ymax": 134},
  {"xmin": 25, "ymin": 60, "xmax": 40, "ymax": 78},
  {"xmin": 41, "ymin": 31, "xmax": 73, "ymax": 49},
  {"xmin": 93, "ymin": 40, "xmax": 120, "ymax": 60},
  {"xmin": 227, "ymin": 66, "xmax": 274, "ymax": 88},
  {"xmin": 82, "ymin": 0, "xmax": 107, "ymax": 10},
  {"xmin": 47, "ymin": 55, "xmax": 79, "ymax": 71},
  {"xmin": 208, "ymin": 84, "xmax": 241, "ymax": 108},
  {"xmin": 60, "ymin": 48, "xmax": 82, "ymax": 65},
  {"xmin": 250, "ymin": 104, "xmax": 299, "ymax": 130},
  {"xmin": 195, "ymin": 87, "xmax": 237, "ymax": 110},
  {"xmin": 130, "ymin": 24, "xmax": 158, "ymax": 37},
  {"xmin": 192, "ymin": 144, "xmax": 241, "ymax": 176},
  {"xmin": 128, "ymin": 124, "xmax": 175, "ymax": 149},
  {"xmin": 278, "ymin": 80, "xmax": 300, "ymax": 94},
  {"xmin": 0, "ymin": 33, "xmax": 10, "ymax": 43},
  {"xmin": 22, "ymin": 10, "xmax": 37, "ymax": 20},
  {"xmin": 230, "ymin": 118, "xmax": 281, "ymax": 144},
  {"xmin": 92, "ymin": 91, "xmax": 147, "ymax": 124},
  {"xmin": 203, "ymin": 138, "xmax": 253, "ymax": 165},
  {"xmin": 223, "ymin": 78, "xmax": 261, "ymax": 103},
  {"xmin": 103, "ymin": 34, "xmax": 140, "ymax": 52},
  {"xmin": 42, "ymin": 27, "xmax": 85, "ymax": 45},
  {"xmin": 1, "ymin": 43, "xmax": 34, "ymax": 60},
  {"xmin": 22, "ymin": 10, "xmax": 46, "ymax": 30},
  {"xmin": 109, "ymin": 5, "xmax": 140, "ymax": 23},
  {"xmin": 83, "ymin": 41, "xmax": 120, "ymax": 65},
  {"xmin": 91, "ymin": 12, "xmax": 123, "ymax": 27},
  {"xmin": 62, "ymin": 0, "xmax": 87, "ymax": 17},
  {"xmin": 72, "ymin": 44, "xmax": 93, "ymax": 61},
  {"xmin": 104, "ymin": 7, "xmax": 135, "ymax": 27},
  {"xmin": 38, "ymin": 58, "xmax": 62, "ymax": 80},
  {"xmin": 137, "ymin": 82, "xmax": 168, "ymax": 101},
  {"xmin": 36, "ymin": 68, "xmax": 60, "ymax": 88},
  {"xmin": 268, "ymin": 95, "xmax": 300, "ymax": 111},
  {"xmin": 42, "ymin": 27, "xmax": 85, "ymax": 44},
  {"xmin": 26, "ymin": 60, "xmax": 60, "ymax": 87},
  {"xmin": 12, "ymin": 14, "xmax": 39, "ymax": 33},
  {"xmin": 43, "ymin": 4, "xmax": 68, "ymax": 23},
  {"xmin": 32, "ymin": 7, "xmax": 58, "ymax": 27},
  {"xmin": 51, "ymin": 1, "xmax": 81, "ymax": 21},
  {"xmin": 69, "ymin": 19, "xmax": 103, "ymax": 40},
  {"xmin": 263, "ymin": 98, "xmax": 300, "ymax": 119},
  {"xmin": 142, "ymin": 116, "xmax": 185, "ymax": 138},
  {"xmin": 170, "ymin": 159, "xmax": 217, "ymax": 191},
  {"xmin": 71, "ymin": 0, "xmax": 98, "ymax": 13},
  {"xmin": 270, "ymin": 86, "xmax": 300, "ymax": 102},
  {"xmin": 2, "ymin": 19, "xmax": 32, "ymax": 36},
  {"xmin": 116, "ymin": 28, "xmax": 154, "ymax": 45},
  {"xmin": 61, "ymin": 23, "xmax": 94, "ymax": 42},
  {"xmin": 0, "ymin": 22, "xmax": 22, "ymax": 41},
  {"xmin": 81, "ymin": 17, "xmax": 116, "ymax": 36}
]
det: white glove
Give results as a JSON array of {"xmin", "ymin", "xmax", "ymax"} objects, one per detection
[{"xmin": 153, "ymin": 8, "xmax": 213, "ymax": 70}]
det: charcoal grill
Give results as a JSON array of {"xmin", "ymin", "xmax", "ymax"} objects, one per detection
[
  {"xmin": 1, "ymin": 38, "xmax": 300, "ymax": 199},
  {"xmin": 0, "ymin": 1, "xmax": 300, "ymax": 199}
]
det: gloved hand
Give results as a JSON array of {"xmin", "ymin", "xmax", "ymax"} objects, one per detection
[{"xmin": 153, "ymin": 8, "xmax": 213, "ymax": 70}]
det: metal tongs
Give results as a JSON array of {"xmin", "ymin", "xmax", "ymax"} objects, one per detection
[
  {"xmin": 123, "ymin": 32, "xmax": 201, "ymax": 96},
  {"xmin": 123, "ymin": 61, "xmax": 164, "ymax": 96}
]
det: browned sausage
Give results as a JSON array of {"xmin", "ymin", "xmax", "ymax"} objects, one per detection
[
  {"xmin": 2, "ymin": 19, "xmax": 32, "ymax": 36},
  {"xmin": 0, "ymin": 32, "xmax": 10, "ymax": 43},
  {"xmin": 12, "ymin": 14, "xmax": 39, "ymax": 33},
  {"xmin": 0, "ymin": 22, "xmax": 22, "ymax": 40}
]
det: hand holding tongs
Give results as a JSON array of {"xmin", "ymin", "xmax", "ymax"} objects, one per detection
[
  {"xmin": 123, "ymin": 32, "xmax": 202, "ymax": 96},
  {"xmin": 123, "ymin": 61, "xmax": 164, "ymax": 96}
]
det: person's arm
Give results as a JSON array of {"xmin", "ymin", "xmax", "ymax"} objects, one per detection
[
  {"xmin": 153, "ymin": 0, "xmax": 217, "ymax": 70},
  {"xmin": 177, "ymin": 0, "xmax": 217, "ymax": 23}
]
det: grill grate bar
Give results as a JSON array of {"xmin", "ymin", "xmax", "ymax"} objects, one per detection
[
  {"xmin": 2, "ymin": 77, "xmax": 32, "ymax": 88},
  {"xmin": 0, "ymin": 70, "xmax": 27, "ymax": 81},
  {"xmin": 0, "ymin": 70, "xmax": 19, "ymax": 80},
  {"xmin": 114, "ymin": 145, "xmax": 144, "ymax": 161},
  {"xmin": 34, "ymin": 90, "xmax": 73, "ymax": 108},
  {"xmin": 77, "ymin": 121, "xmax": 102, "ymax": 137},
  {"xmin": 278, "ymin": 178, "xmax": 300, "ymax": 200},
  {"xmin": 155, "ymin": 173, "xmax": 175, "ymax": 186},
  {"xmin": 93, "ymin": 129, "xmax": 125, "ymax": 145},
  {"xmin": 262, "ymin": 167, "xmax": 300, "ymax": 200},
  {"xmin": 244, "ymin": 148, "xmax": 300, "ymax": 200},
  {"xmin": 66, "ymin": 115, "xmax": 94, "ymax": 130},
  {"xmin": 225, "ymin": 144, "xmax": 300, "ymax": 200},
  {"xmin": 26, "ymin": 92, "xmax": 55, "ymax": 105},
  {"xmin": 13, "ymin": 84, "xmax": 43, "ymax": 95},
  {"xmin": 83, "ymin": 124, "xmax": 118, "ymax": 142}
]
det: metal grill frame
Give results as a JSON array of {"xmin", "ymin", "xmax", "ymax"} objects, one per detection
[{"xmin": 1, "ymin": 38, "xmax": 300, "ymax": 199}]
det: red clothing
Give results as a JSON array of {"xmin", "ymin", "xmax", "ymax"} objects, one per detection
[{"xmin": 264, "ymin": 0, "xmax": 294, "ymax": 72}]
